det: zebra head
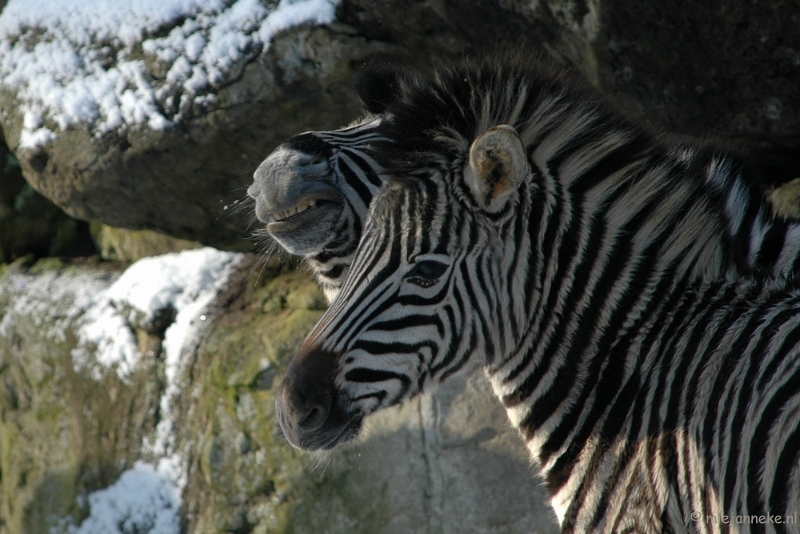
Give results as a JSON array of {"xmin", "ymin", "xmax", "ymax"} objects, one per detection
[
  {"xmin": 275, "ymin": 120, "xmax": 535, "ymax": 450},
  {"xmin": 247, "ymin": 119, "xmax": 386, "ymax": 300}
]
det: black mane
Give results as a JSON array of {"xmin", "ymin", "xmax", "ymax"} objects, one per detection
[
  {"xmin": 357, "ymin": 56, "xmax": 640, "ymax": 168},
  {"xmin": 353, "ymin": 55, "xmax": 800, "ymax": 228}
]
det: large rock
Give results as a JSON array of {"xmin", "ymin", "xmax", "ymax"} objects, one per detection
[
  {"xmin": 0, "ymin": 258, "xmax": 164, "ymax": 533},
  {"xmin": 598, "ymin": 0, "xmax": 800, "ymax": 140},
  {"xmin": 0, "ymin": 0, "xmax": 798, "ymax": 251},
  {"xmin": 341, "ymin": 0, "xmax": 800, "ymax": 140},
  {"xmin": 0, "ymin": 1, "xmax": 385, "ymax": 250}
]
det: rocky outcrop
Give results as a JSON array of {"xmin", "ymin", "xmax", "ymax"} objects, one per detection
[
  {"xmin": 0, "ymin": 257, "xmax": 163, "ymax": 533},
  {"xmin": 0, "ymin": 18, "xmax": 382, "ymax": 249},
  {"xmin": 0, "ymin": 254, "xmax": 558, "ymax": 534}
]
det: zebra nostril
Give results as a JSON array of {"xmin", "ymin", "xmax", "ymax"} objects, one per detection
[
  {"xmin": 298, "ymin": 402, "xmax": 329, "ymax": 430},
  {"xmin": 276, "ymin": 345, "xmax": 343, "ymax": 448}
]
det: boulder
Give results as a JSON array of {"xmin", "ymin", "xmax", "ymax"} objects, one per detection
[
  {"xmin": 0, "ymin": 1, "xmax": 386, "ymax": 250},
  {"xmin": 0, "ymin": 257, "xmax": 164, "ymax": 533}
]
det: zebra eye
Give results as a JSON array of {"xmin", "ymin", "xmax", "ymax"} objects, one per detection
[{"xmin": 405, "ymin": 260, "xmax": 448, "ymax": 287}]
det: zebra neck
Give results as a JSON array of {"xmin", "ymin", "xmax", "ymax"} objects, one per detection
[
  {"xmin": 484, "ymin": 184, "xmax": 707, "ymax": 515},
  {"xmin": 532, "ymin": 125, "xmax": 782, "ymax": 283},
  {"xmin": 484, "ymin": 271, "xmax": 790, "ymax": 530},
  {"xmin": 484, "ymin": 273, "xmax": 690, "ymax": 524}
]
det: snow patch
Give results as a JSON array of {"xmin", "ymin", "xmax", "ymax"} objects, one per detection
[
  {"xmin": 0, "ymin": 248, "xmax": 242, "ymax": 534},
  {"xmin": 0, "ymin": 267, "xmax": 111, "ymax": 345},
  {"xmin": 62, "ymin": 456, "xmax": 185, "ymax": 534},
  {"xmin": 70, "ymin": 248, "xmax": 240, "ymax": 383},
  {"xmin": 68, "ymin": 249, "xmax": 241, "ymax": 534},
  {"xmin": 0, "ymin": 0, "xmax": 339, "ymax": 149}
]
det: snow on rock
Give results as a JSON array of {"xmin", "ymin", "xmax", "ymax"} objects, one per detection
[
  {"xmin": 0, "ymin": 265, "xmax": 115, "ymax": 347},
  {"xmin": 101, "ymin": 248, "xmax": 244, "ymax": 457},
  {"xmin": 71, "ymin": 249, "xmax": 241, "ymax": 534},
  {"xmin": 0, "ymin": 249, "xmax": 242, "ymax": 534},
  {"xmin": 75, "ymin": 249, "xmax": 240, "ymax": 534},
  {"xmin": 61, "ymin": 457, "xmax": 185, "ymax": 534},
  {"xmin": 0, "ymin": 0, "xmax": 339, "ymax": 149},
  {"xmin": 72, "ymin": 247, "xmax": 241, "ymax": 382}
]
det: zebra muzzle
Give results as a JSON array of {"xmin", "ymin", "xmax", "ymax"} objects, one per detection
[{"xmin": 275, "ymin": 346, "xmax": 362, "ymax": 450}]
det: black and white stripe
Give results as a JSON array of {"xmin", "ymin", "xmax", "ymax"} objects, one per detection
[
  {"xmin": 275, "ymin": 57, "xmax": 800, "ymax": 533},
  {"xmin": 295, "ymin": 120, "xmax": 387, "ymax": 291}
]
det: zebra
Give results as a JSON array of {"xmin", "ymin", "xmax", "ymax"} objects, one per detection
[
  {"xmin": 247, "ymin": 66, "xmax": 800, "ymax": 303},
  {"xmin": 247, "ymin": 117, "xmax": 386, "ymax": 301},
  {"xmin": 273, "ymin": 57, "xmax": 800, "ymax": 533}
]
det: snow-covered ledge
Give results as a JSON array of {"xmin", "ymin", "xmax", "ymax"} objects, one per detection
[{"xmin": 0, "ymin": 0, "xmax": 338, "ymax": 150}]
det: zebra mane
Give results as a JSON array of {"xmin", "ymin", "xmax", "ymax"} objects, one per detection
[
  {"xmin": 355, "ymin": 56, "xmax": 799, "ymax": 280},
  {"xmin": 356, "ymin": 55, "xmax": 773, "ymax": 205},
  {"xmin": 357, "ymin": 56, "xmax": 628, "ymax": 163}
]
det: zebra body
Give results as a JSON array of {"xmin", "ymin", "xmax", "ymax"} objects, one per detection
[{"xmin": 274, "ymin": 58, "xmax": 800, "ymax": 533}]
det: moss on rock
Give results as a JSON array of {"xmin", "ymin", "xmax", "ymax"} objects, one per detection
[
  {"xmin": 175, "ymin": 256, "xmax": 557, "ymax": 534},
  {"xmin": 768, "ymin": 177, "xmax": 800, "ymax": 219},
  {"xmin": 0, "ymin": 254, "xmax": 557, "ymax": 534},
  {"xmin": 0, "ymin": 259, "xmax": 163, "ymax": 533},
  {"xmin": 90, "ymin": 223, "xmax": 201, "ymax": 262}
]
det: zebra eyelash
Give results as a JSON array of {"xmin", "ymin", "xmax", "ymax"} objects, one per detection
[{"xmin": 404, "ymin": 259, "xmax": 449, "ymax": 287}]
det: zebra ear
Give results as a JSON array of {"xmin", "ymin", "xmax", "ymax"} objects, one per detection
[{"xmin": 464, "ymin": 125, "xmax": 528, "ymax": 213}]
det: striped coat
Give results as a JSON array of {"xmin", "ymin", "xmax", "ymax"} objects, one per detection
[{"xmin": 272, "ymin": 58, "xmax": 800, "ymax": 533}]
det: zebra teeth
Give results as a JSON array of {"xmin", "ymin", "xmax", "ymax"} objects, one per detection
[{"xmin": 270, "ymin": 198, "xmax": 317, "ymax": 222}]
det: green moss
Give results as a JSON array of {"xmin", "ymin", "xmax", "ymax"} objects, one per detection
[
  {"xmin": 257, "ymin": 270, "xmax": 324, "ymax": 312},
  {"xmin": 27, "ymin": 256, "xmax": 67, "ymax": 274},
  {"xmin": 0, "ymin": 259, "xmax": 167, "ymax": 533},
  {"xmin": 24, "ymin": 465, "xmax": 84, "ymax": 534},
  {"xmin": 90, "ymin": 223, "xmax": 201, "ymax": 261},
  {"xmin": 285, "ymin": 282, "xmax": 327, "ymax": 311},
  {"xmin": 768, "ymin": 178, "xmax": 800, "ymax": 219},
  {"xmin": 270, "ymin": 441, "xmax": 397, "ymax": 534},
  {"xmin": 176, "ymin": 259, "xmax": 409, "ymax": 533}
]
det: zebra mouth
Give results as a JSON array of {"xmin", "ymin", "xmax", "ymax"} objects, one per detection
[
  {"xmin": 265, "ymin": 197, "xmax": 342, "ymax": 256},
  {"xmin": 285, "ymin": 408, "xmax": 363, "ymax": 451},
  {"xmin": 269, "ymin": 198, "xmax": 320, "ymax": 222},
  {"xmin": 320, "ymin": 414, "xmax": 363, "ymax": 450}
]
